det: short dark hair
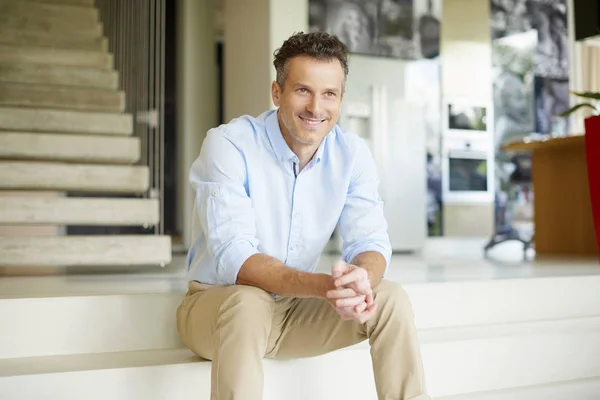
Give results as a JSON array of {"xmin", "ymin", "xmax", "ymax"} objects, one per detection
[{"xmin": 273, "ymin": 31, "xmax": 349, "ymax": 90}]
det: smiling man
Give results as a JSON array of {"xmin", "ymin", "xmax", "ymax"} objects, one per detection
[{"xmin": 177, "ymin": 32, "xmax": 430, "ymax": 400}]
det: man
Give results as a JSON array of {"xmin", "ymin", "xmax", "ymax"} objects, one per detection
[{"xmin": 177, "ymin": 31, "xmax": 429, "ymax": 400}]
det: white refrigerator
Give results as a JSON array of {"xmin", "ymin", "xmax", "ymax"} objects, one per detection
[{"xmin": 330, "ymin": 55, "xmax": 428, "ymax": 253}]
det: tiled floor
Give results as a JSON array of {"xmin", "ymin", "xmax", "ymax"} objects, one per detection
[{"xmin": 1, "ymin": 237, "xmax": 598, "ymax": 299}]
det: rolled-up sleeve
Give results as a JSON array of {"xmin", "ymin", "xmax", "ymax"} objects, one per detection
[
  {"xmin": 338, "ymin": 138, "xmax": 392, "ymax": 270},
  {"xmin": 189, "ymin": 128, "xmax": 260, "ymax": 284}
]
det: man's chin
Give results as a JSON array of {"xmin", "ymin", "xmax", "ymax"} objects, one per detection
[{"xmin": 292, "ymin": 131, "xmax": 323, "ymax": 146}]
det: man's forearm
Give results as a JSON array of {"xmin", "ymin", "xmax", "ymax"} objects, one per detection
[
  {"xmin": 236, "ymin": 253, "xmax": 333, "ymax": 298},
  {"xmin": 351, "ymin": 251, "xmax": 387, "ymax": 288}
]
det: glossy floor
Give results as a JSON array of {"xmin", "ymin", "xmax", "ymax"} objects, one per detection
[{"xmin": 1, "ymin": 237, "xmax": 598, "ymax": 298}]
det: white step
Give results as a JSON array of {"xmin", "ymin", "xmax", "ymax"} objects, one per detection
[
  {"xmin": 0, "ymin": 235, "xmax": 172, "ymax": 268},
  {"xmin": 0, "ymin": 82, "xmax": 124, "ymax": 112},
  {"xmin": 0, "ymin": 317, "xmax": 599, "ymax": 400},
  {"xmin": 0, "ymin": 19, "xmax": 102, "ymax": 39},
  {"xmin": 0, "ymin": 196, "xmax": 159, "ymax": 225},
  {"xmin": 0, "ymin": 107, "xmax": 132, "ymax": 135},
  {"xmin": 438, "ymin": 378, "xmax": 600, "ymax": 400},
  {"xmin": 420, "ymin": 316, "xmax": 600, "ymax": 396},
  {"xmin": 0, "ymin": 29, "xmax": 107, "ymax": 51},
  {"xmin": 0, "ymin": 63, "xmax": 117, "ymax": 89},
  {"xmin": 0, "ymin": 132, "xmax": 139, "ymax": 163},
  {"xmin": 0, "ymin": 161, "xmax": 149, "ymax": 193},
  {"xmin": 0, "ymin": 45, "xmax": 112, "ymax": 69},
  {"xmin": 0, "ymin": 1, "xmax": 99, "ymax": 26},
  {"xmin": 0, "ymin": 275, "xmax": 598, "ymax": 359},
  {"xmin": 0, "ymin": 12, "xmax": 101, "ymax": 37},
  {"xmin": 410, "ymin": 275, "xmax": 600, "ymax": 329},
  {"xmin": 25, "ymin": 0, "xmax": 94, "ymax": 6}
]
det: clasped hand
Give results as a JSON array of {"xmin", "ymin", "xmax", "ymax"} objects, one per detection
[{"xmin": 325, "ymin": 260, "xmax": 377, "ymax": 324}]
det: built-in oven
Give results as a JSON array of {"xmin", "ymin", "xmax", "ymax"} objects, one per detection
[{"xmin": 442, "ymin": 136, "xmax": 495, "ymax": 204}]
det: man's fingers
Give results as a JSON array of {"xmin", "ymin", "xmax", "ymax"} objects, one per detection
[
  {"xmin": 336, "ymin": 307, "xmax": 355, "ymax": 320},
  {"xmin": 331, "ymin": 260, "xmax": 349, "ymax": 279},
  {"xmin": 334, "ymin": 268, "xmax": 369, "ymax": 289},
  {"xmin": 335, "ymin": 295, "xmax": 365, "ymax": 308},
  {"xmin": 326, "ymin": 288, "xmax": 357, "ymax": 299},
  {"xmin": 354, "ymin": 301, "xmax": 367, "ymax": 314},
  {"xmin": 366, "ymin": 301, "xmax": 376, "ymax": 313},
  {"xmin": 365, "ymin": 293, "xmax": 374, "ymax": 307}
]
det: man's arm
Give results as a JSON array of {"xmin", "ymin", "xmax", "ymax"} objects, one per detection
[
  {"xmin": 236, "ymin": 254, "xmax": 333, "ymax": 298},
  {"xmin": 191, "ymin": 129, "xmax": 334, "ymax": 298},
  {"xmin": 337, "ymin": 137, "xmax": 392, "ymax": 288}
]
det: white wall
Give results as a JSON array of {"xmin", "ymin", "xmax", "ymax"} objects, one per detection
[
  {"xmin": 223, "ymin": 0, "xmax": 272, "ymax": 121},
  {"xmin": 441, "ymin": 0, "xmax": 491, "ymax": 107},
  {"xmin": 176, "ymin": 0, "xmax": 218, "ymax": 248}
]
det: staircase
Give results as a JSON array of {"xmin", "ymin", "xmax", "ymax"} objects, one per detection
[{"xmin": 0, "ymin": 0, "xmax": 171, "ymax": 268}]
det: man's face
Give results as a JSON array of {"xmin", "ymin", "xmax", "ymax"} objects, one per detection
[{"xmin": 272, "ymin": 56, "xmax": 344, "ymax": 146}]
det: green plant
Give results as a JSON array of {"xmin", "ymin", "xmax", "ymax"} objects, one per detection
[{"xmin": 558, "ymin": 91, "xmax": 600, "ymax": 117}]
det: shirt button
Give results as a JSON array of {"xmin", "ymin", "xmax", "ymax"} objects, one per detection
[{"xmin": 290, "ymin": 246, "xmax": 295, "ymax": 251}]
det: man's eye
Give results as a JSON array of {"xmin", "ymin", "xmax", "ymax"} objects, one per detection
[
  {"xmin": 325, "ymin": 92, "xmax": 336, "ymax": 97},
  {"xmin": 298, "ymin": 88, "xmax": 308, "ymax": 93}
]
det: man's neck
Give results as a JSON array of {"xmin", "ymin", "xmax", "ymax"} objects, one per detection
[
  {"xmin": 293, "ymin": 144, "xmax": 320, "ymax": 171},
  {"xmin": 279, "ymin": 122, "xmax": 321, "ymax": 171}
]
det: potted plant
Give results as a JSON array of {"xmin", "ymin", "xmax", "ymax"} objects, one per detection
[{"xmin": 559, "ymin": 91, "xmax": 600, "ymax": 255}]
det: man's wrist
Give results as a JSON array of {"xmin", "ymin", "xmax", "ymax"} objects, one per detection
[
  {"xmin": 311, "ymin": 273, "xmax": 336, "ymax": 299},
  {"xmin": 351, "ymin": 251, "xmax": 387, "ymax": 288}
]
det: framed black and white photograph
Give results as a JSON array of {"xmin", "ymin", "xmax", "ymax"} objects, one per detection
[
  {"xmin": 309, "ymin": 0, "xmax": 441, "ymax": 60},
  {"xmin": 491, "ymin": 0, "xmax": 532, "ymax": 40},
  {"xmin": 447, "ymin": 103, "xmax": 488, "ymax": 132},
  {"xmin": 492, "ymin": 29, "xmax": 536, "ymax": 150},
  {"xmin": 529, "ymin": 0, "xmax": 569, "ymax": 79},
  {"xmin": 491, "ymin": 0, "xmax": 568, "ymax": 79},
  {"xmin": 534, "ymin": 76, "xmax": 570, "ymax": 135}
]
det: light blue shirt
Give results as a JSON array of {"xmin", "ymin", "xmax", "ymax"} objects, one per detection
[{"xmin": 186, "ymin": 109, "xmax": 391, "ymax": 285}]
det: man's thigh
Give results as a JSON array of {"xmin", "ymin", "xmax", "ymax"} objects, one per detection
[
  {"xmin": 266, "ymin": 295, "xmax": 367, "ymax": 359},
  {"xmin": 177, "ymin": 282, "xmax": 275, "ymax": 359}
]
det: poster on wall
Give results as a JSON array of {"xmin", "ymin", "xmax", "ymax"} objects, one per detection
[
  {"xmin": 309, "ymin": 0, "xmax": 442, "ymax": 60},
  {"xmin": 491, "ymin": 0, "xmax": 569, "ymax": 135},
  {"xmin": 487, "ymin": 0, "xmax": 569, "ymax": 249},
  {"xmin": 492, "ymin": 30, "xmax": 536, "ymax": 151}
]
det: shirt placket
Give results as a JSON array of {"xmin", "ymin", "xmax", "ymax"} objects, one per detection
[{"xmin": 285, "ymin": 158, "xmax": 303, "ymax": 266}]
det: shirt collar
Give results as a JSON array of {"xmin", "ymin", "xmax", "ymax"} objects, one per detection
[
  {"xmin": 266, "ymin": 110, "xmax": 296, "ymax": 162},
  {"xmin": 313, "ymin": 131, "xmax": 332, "ymax": 164},
  {"xmin": 266, "ymin": 109, "xmax": 334, "ymax": 165}
]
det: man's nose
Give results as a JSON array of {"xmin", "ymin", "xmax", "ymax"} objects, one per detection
[{"xmin": 306, "ymin": 96, "xmax": 322, "ymax": 116}]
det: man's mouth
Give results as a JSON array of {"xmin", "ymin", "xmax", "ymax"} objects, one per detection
[{"xmin": 299, "ymin": 116, "xmax": 326, "ymax": 126}]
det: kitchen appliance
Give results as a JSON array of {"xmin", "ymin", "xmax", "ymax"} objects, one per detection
[{"xmin": 328, "ymin": 55, "xmax": 428, "ymax": 253}]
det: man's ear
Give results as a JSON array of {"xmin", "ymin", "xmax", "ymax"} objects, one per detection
[{"xmin": 271, "ymin": 81, "xmax": 282, "ymax": 107}]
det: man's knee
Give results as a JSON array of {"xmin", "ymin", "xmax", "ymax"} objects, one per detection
[
  {"xmin": 218, "ymin": 285, "xmax": 274, "ymax": 328},
  {"xmin": 178, "ymin": 284, "xmax": 274, "ymax": 358},
  {"xmin": 372, "ymin": 280, "xmax": 415, "ymax": 320}
]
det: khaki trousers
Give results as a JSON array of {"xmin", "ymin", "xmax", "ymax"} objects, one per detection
[{"xmin": 176, "ymin": 279, "xmax": 429, "ymax": 400}]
